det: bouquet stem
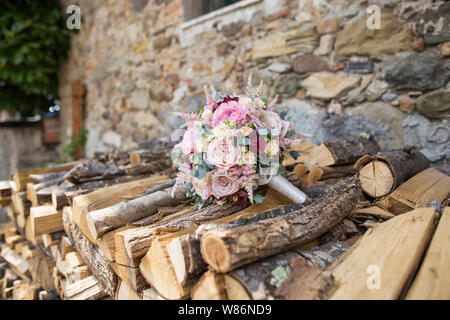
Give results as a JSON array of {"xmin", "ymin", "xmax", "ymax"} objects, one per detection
[{"xmin": 268, "ymin": 175, "xmax": 307, "ymax": 204}]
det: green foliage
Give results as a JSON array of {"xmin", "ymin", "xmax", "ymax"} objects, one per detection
[
  {"xmin": 63, "ymin": 128, "xmax": 88, "ymax": 160},
  {"xmin": 0, "ymin": 0, "xmax": 70, "ymax": 116}
]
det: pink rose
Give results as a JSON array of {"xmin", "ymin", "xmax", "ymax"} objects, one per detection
[
  {"xmin": 207, "ymin": 138, "xmax": 241, "ymax": 169},
  {"xmin": 211, "ymin": 170, "xmax": 240, "ymax": 198},
  {"xmin": 256, "ymin": 110, "xmax": 283, "ymax": 136},
  {"xmin": 192, "ymin": 174, "xmax": 212, "ymax": 200},
  {"xmin": 174, "ymin": 128, "xmax": 195, "ymax": 155},
  {"xmin": 212, "ymin": 101, "xmax": 247, "ymax": 127}
]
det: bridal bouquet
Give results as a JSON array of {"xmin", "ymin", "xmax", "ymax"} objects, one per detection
[{"xmin": 171, "ymin": 76, "xmax": 305, "ymax": 207}]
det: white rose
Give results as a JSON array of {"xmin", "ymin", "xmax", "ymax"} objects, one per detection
[
  {"xmin": 240, "ymin": 151, "xmax": 257, "ymax": 165},
  {"xmin": 240, "ymin": 126, "xmax": 253, "ymax": 136},
  {"xmin": 265, "ymin": 139, "xmax": 280, "ymax": 156},
  {"xmin": 213, "ymin": 122, "xmax": 234, "ymax": 138}
]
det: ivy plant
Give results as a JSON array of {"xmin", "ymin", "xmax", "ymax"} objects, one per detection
[{"xmin": 0, "ymin": 0, "xmax": 70, "ymax": 116}]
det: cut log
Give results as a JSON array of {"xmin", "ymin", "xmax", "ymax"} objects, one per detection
[
  {"xmin": 72, "ymin": 174, "xmax": 169, "ymax": 243},
  {"xmin": 62, "ymin": 206, "xmax": 118, "ymax": 296},
  {"xmin": 66, "ymin": 265, "xmax": 91, "ymax": 285},
  {"xmin": 140, "ymin": 190, "xmax": 294, "ymax": 300},
  {"xmin": 1, "ymin": 246, "xmax": 31, "ymax": 281},
  {"xmin": 58, "ymin": 235, "xmax": 75, "ymax": 259},
  {"xmin": 303, "ymin": 135, "xmax": 380, "ymax": 168},
  {"xmin": 110, "ymin": 262, "xmax": 148, "ymax": 293},
  {"xmin": 11, "ymin": 191, "xmax": 31, "ymax": 218},
  {"xmin": 191, "ymin": 271, "xmax": 226, "ymax": 300},
  {"xmin": 202, "ymin": 241, "xmax": 350, "ymax": 300},
  {"xmin": 355, "ymin": 147, "xmax": 430, "ymax": 198},
  {"xmin": 328, "ymin": 208, "xmax": 438, "ymax": 300},
  {"xmin": 378, "ymin": 168, "xmax": 450, "ymax": 215},
  {"xmin": 29, "ymin": 171, "xmax": 67, "ymax": 184},
  {"xmin": 12, "ymin": 162, "xmax": 78, "ymax": 191},
  {"xmin": 200, "ymin": 176, "xmax": 362, "ymax": 273},
  {"xmin": 118, "ymin": 203, "xmax": 245, "ymax": 269},
  {"xmin": 0, "ymin": 180, "xmax": 12, "ymax": 198},
  {"xmin": 42, "ymin": 231, "xmax": 64, "ymax": 248},
  {"xmin": 30, "ymin": 206, "xmax": 63, "ymax": 236},
  {"xmin": 27, "ymin": 177, "xmax": 63, "ymax": 205},
  {"xmin": 63, "ymin": 160, "xmax": 125, "ymax": 184},
  {"xmin": 87, "ymin": 187, "xmax": 187, "ymax": 240},
  {"xmin": 97, "ymin": 225, "xmax": 133, "ymax": 262},
  {"xmin": 129, "ymin": 148, "xmax": 171, "ymax": 165},
  {"xmin": 1, "ymin": 269, "xmax": 19, "ymax": 298},
  {"xmin": 30, "ymin": 256, "xmax": 55, "ymax": 291},
  {"xmin": 65, "ymin": 251, "xmax": 84, "ymax": 268},
  {"xmin": 406, "ymin": 207, "xmax": 450, "ymax": 300},
  {"xmin": 13, "ymin": 282, "xmax": 41, "ymax": 300},
  {"xmin": 142, "ymin": 288, "xmax": 165, "ymax": 300},
  {"xmin": 63, "ymin": 275, "xmax": 106, "ymax": 300},
  {"xmin": 115, "ymin": 280, "xmax": 142, "ymax": 300}
]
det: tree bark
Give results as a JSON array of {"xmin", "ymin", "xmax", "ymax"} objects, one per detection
[
  {"xmin": 200, "ymin": 176, "xmax": 362, "ymax": 273},
  {"xmin": 62, "ymin": 206, "xmax": 118, "ymax": 296},
  {"xmin": 355, "ymin": 147, "xmax": 430, "ymax": 198},
  {"xmin": 86, "ymin": 187, "xmax": 188, "ymax": 240}
]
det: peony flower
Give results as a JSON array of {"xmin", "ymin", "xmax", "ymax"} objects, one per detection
[
  {"xmin": 211, "ymin": 170, "xmax": 240, "ymax": 198},
  {"xmin": 192, "ymin": 172, "xmax": 212, "ymax": 200},
  {"xmin": 212, "ymin": 101, "xmax": 247, "ymax": 127},
  {"xmin": 174, "ymin": 128, "xmax": 195, "ymax": 155},
  {"xmin": 256, "ymin": 110, "xmax": 283, "ymax": 136},
  {"xmin": 206, "ymin": 138, "xmax": 241, "ymax": 169}
]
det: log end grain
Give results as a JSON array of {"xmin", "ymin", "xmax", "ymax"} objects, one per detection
[
  {"xmin": 359, "ymin": 160, "xmax": 394, "ymax": 198},
  {"xmin": 200, "ymin": 234, "xmax": 231, "ymax": 273}
]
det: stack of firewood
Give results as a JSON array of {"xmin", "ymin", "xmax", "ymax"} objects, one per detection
[{"xmin": 0, "ymin": 135, "xmax": 449, "ymax": 300}]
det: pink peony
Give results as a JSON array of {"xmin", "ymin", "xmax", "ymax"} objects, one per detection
[
  {"xmin": 211, "ymin": 170, "xmax": 240, "ymax": 198},
  {"xmin": 174, "ymin": 128, "xmax": 195, "ymax": 155},
  {"xmin": 192, "ymin": 173, "xmax": 212, "ymax": 200},
  {"xmin": 212, "ymin": 101, "xmax": 247, "ymax": 127},
  {"xmin": 207, "ymin": 138, "xmax": 241, "ymax": 169},
  {"xmin": 256, "ymin": 110, "xmax": 283, "ymax": 136}
]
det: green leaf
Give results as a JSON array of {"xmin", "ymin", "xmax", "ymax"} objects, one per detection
[
  {"xmin": 289, "ymin": 150, "xmax": 299, "ymax": 160},
  {"xmin": 285, "ymin": 130, "xmax": 295, "ymax": 138},
  {"xmin": 254, "ymin": 194, "xmax": 264, "ymax": 204}
]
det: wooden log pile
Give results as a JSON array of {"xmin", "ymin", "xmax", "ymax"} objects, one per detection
[{"xmin": 0, "ymin": 135, "xmax": 449, "ymax": 300}]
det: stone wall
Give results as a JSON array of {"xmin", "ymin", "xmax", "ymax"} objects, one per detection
[{"xmin": 58, "ymin": 0, "xmax": 449, "ymax": 168}]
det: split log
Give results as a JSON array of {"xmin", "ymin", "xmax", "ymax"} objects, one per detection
[
  {"xmin": 139, "ymin": 190, "xmax": 294, "ymax": 300},
  {"xmin": 71, "ymin": 174, "xmax": 169, "ymax": 243},
  {"xmin": 406, "ymin": 207, "xmax": 450, "ymax": 300},
  {"xmin": 304, "ymin": 135, "xmax": 380, "ymax": 168},
  {"xmin": 62, "ymin": 206, "xmax": 118, "ymax": 296},
  {"xmin": 30, "ymin": 256, "xmax": 55, "ymax": 291},
  {"xmin": 328, "ymin": 207, "xmax": 438, "ymax": 300},
  {"xmin": 191, "ymin": 271, "xmax": 227, "ymax": 300},
  {"xmin": 114, "ymin": 280, "xmax": 141, "ymax": 300},
  {"xmin": 30, "ymin": 206, "xmax": 63, "ymax": 236},
  {"xmin": 142, "ymin": 287, "xmax": 165, "ymax": 300},
  {"xmin": 110, "ymin": 262, "xmax": 148, "ymax": 293},
  {"xmin": 1, "ymin": 246, "xmax": 31, "ymax": 281},
  {"xmin": 42, "ymin": 231, "xmax": 65, "ymax": 248},
  {"xmin": 355, "ymin": 147, "xmax": 430, "ymax": 198},
  {"xmin": 378, "ymin": 167, "xmax": 450, "ymax": 215},
  {"xmin": 66, "ymin": 265, "xmax": 91, "ymax": 285},
  {"xmin": 200, "ymin": 176, "xmax": 362, "ymax": 273},
  {"xmin": 1, "ymin": 269, "xmax": 19, "ymax": 298},
  {"xmin": 0, "ymin": 181, "xmax": 12, "ymax": 198},
  {"xmin": 87, "ymin": 187, "xmax": 187, "ymax": 240},
  {"xmin": 62, "ymin": 275, "xmax": 106, "ymax": 300},
  {"xmin": 58, "ymin": 235, "xmax": 75, "ymax": 259},
  {"xmin": 11, "ymin": 191, "xmax": 31, "ymax": 218},
  {"xmin": 65, "ymin": 251, "xmax": 84, "ymax": 268},
  {"xmin": 27, "ymin": 177, "xmax": 64, "ymax": 205}
]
